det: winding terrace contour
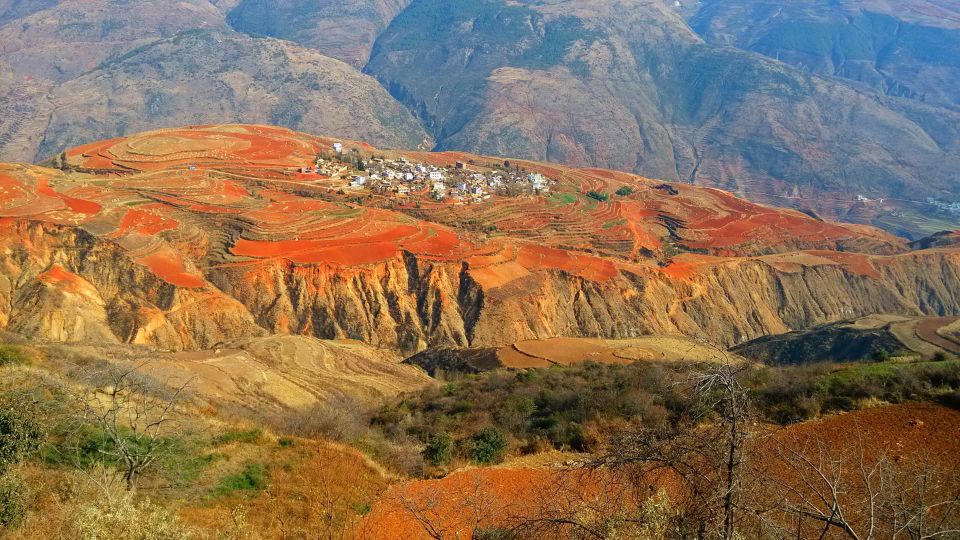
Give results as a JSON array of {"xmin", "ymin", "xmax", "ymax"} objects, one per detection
[{"xmin": 1, "ymin": 124, "xmax": 958, "ymax": 352}]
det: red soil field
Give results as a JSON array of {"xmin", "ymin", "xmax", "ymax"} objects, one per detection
[
  {"xmin": 0, "ymin": 124, "xmax": 924, "ymax": 295},
  {"xmin": 355, "ymin": 466, "xmax": 680, "ymax": 540},
  {"xmin": 37, "ymin": 264, "xmax": 98, "ymax": 296},
  {"xmin": 137, "ymin": 251, "xmax": 205, "ymax": 289},
  {"xmin": 915, "ymin": 317, "xmax": 960, "ymax": 354},
  {"xmin": 37, "ymin": 178, "xmax": 101, "ymax": 216},
  {"xmin": 659, "ymin": 254, "xmax": 720, "ymax": 280},
  {"xmin": 804, "ymin": 250, "xmax": 883, "ymax": 279},
  {"xmin": 358, "ymin": 404, "xmax": 960, "ymax": 539},
  {"xmin": 111, "ymin": 207, "xmax": 180, "ymax": 237}
]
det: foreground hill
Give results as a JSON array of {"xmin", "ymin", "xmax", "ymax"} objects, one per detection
[
  {"xmin": 0, "ymin": 124, "xmax": 957, "ymax": 353},
  {"xmin": 357, "ymin": 402, "xmax": 960, "ymax": 538}
]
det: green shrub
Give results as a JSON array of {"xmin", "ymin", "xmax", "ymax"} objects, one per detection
[
  {"xmin": 353, "ymin": 502, "xmax": 372, "ymax": 516},
  {"xmin": 215, "ymin": 463, "xmax": 268, "ymax": 497},
  {"xmin": 0, "ymin": 471, "xmax": 27, "ymax": 530},
  {"xmin": 615, "ymin": 186, "xmax": 634, "ymax": 196},
  {"xmin": 470, "ymin": 428, "xmax": 508, "ymax": 465},
  {"xmin": 422, "ymin": 432, "xmax": 453, "ymax": 466},
  {"xmin": 586, "ymin": 190, "xmax": 609, "ymax": 202},
  {"xmin": 0, "ymin": 408, "xmax": 43, "ymax": 472},
  {"xmin": 277, "ymin": 437, "xmax": 295, "ymax": 448},
  {"xmin": 212, "ymin": 428, "xmax": 262, "ymax": 446},
  {"xmin": 933, "ymin": 351, "xmax": 949, "ymax": 362},
  {"xmin": 0, "ymin": 346, "xmax": 30, "ymax": 367}
]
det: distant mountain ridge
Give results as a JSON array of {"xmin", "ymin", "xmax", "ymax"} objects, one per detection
[{"xmin": 0, "ymin": 0, "xmax": 957, "ymax": 237}]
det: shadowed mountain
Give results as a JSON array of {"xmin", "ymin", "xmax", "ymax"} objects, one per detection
[
  {"xmin": 362, "ymin": 0, "xmax": 959, "ymax": 236},
  {"xmin": 227, "ymin": 0, "xmax": 412, "ymax": 68},
  {"xmin": 0, "ymin": 1, "xmax": 427, "ymax": 162},
  {"xmin": 688, "ymin": 0, "xmax": 960, "ymax": 110},
  {"xmin": 34, "ymin": 30, "xmax": 429, "ymax": 159}
]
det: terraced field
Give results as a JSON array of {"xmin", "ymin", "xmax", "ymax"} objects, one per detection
[
  {"xmin": 1, "ymin": 124, "xmax": 957, "ymax": 352},
  {"xmin": 6, "ymin": 124, "xmax": 907, "ymax": 287},
  {"xmin": 737, "ymin": 314, "xmax": 960, "ymax": 363},
  {"xmin": 45, "ymin": 335, "xmax": 432, "ymax": 413}
]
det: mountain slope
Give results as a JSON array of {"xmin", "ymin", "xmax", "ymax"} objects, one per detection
[
  {"xmin": 2, "ymin": 125, "xmax": 958, "ymax": 353},
  {"xmin": 227, "ymin": 0, "xmax": 412, "ymax": 68},
  {"xmin": 364, "ymin": 0, "xmax": 960, "ymax": 233},
  {"xmin": 0, "ymin": 0, "xmax": 956, "ymax": 240},
  {"xmin": 688, "ymin": 0, "xmax": 960, "ymax": 110},
  {"xmin": 0, "ymin": 1, "xmax": 428, "ymax": 162},
  {"xmin": 34, "ymin": 30, "xmax": 429, "ymax": 159}
]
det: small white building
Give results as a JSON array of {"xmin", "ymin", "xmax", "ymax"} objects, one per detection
[
  {"xmin": 351, "ymin": 175, "xmax": 367, "ymax": 188},
  {"xmin": 332, "ymin": 142, "xmax": 343, "ymax": 153},
  {"xmin": 429, "ymin": 170, "xmax": 444, "ymax": 181}
]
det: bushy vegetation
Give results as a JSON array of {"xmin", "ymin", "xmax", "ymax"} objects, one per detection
[
  {"xmin": 0, "ymin": 345, "xmax": 31, "ymax": 367},
  {"xmin": 0, "ymin": 405, "xmax": 43, "ymax": 472},
  {"xmin": 0, "ymin": 471, "xmax": 27, "ymax": 530},
  {"xmin": 373, "ymin": 359, "xmax": 960, "ymax": 469},
  {"xmin": 69, "ymin": 490, "xmax": 193, "ymax": 540},
  {"xmin": 586, "ymin": 190, "xmax": 610, "ymax": 202},
  {"xmin": 214, "ymin": 463, "xmax": 268, "ymax": 497},
  {"xmin": 469, "ymin": 427, "xmax": 508, "ymax": 464},
  {"xmin": 754, "ymin": 359, "xmax": 960, "ymax": 424},
  {"xmin": 374, "ymin": 363, "xmax": 681, "ymax": 467},
  {"xmin": 615, "ymin": 185, "xmax": 634, "ymax": 196}
]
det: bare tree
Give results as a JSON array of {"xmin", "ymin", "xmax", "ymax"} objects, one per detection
[
  {"xmin": 595, "ymin": 359, "xmax": 753, "ymax": 539},
  {"xmin": 693, "ymin": 361, "xmax": 750, "ymax": 540},
  {"xmin": 884, "ymin": 456, "xmax": 960, "ymax": 540},
  {"xmin": 505, "ymin": 467, "xmax": 673, "ymax": 539},
  {"xmin": 392, "ymin": 474, "xmax": 500, "ymax": 540},
  {"xmin": 74, "ymin": 363, "xmax": 193, "ymax": 491},
  {"xmin": 757, "ymin": 435, "xmax": 883, "ymax": 539},
  {"xmin": 750, "ymin": 431, "xmax": 960, "ymax": 540}
]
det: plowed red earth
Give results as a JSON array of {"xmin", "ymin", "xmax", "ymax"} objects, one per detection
[
  {"xmin": 357, "ymin": 404, "xmax": 960, "ymax": 539},
  {"xmin": 0, "ymin": 124, "xmax": 927, "ymax": 291}
]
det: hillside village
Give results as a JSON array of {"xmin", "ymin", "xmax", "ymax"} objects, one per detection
[{"xmin": 297, "ymin": 142, "xmax": 555, "ymax": 204}]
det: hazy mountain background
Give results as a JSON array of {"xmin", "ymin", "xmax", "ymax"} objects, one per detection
[{"xmin": 0, "ymin": 0, "xmax": 958, "ymax": 236}]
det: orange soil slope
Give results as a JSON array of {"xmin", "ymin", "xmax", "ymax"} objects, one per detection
[
  {"xmin": 0, "ymin": 123, "xmax": 927, "ymax": 296},
  {"xmin": 357, "ymin": 403, "xmax": 960, "ymax": 539}
]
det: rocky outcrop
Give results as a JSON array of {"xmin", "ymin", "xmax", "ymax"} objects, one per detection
[
  {"xmin": 3, "ymin": 221, "xmax": 958, "ymax": 352},
  {"xmin": 0, "ymin": 221, "xmax": 264, "ymax": 350}
]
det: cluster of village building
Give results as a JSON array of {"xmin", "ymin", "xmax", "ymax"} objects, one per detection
[
  {"xmin": 927, "ymin": 198, "xmax": 960, "ymax": 215},
  {"xmin": 297, "ymin": 142, "xmax": 554, "ymax": 204}
]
